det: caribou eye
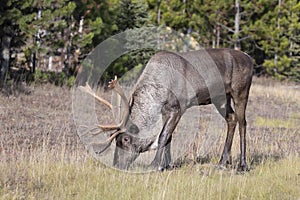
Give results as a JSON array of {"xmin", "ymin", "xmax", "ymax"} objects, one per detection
[{"xmin": 122, "ymin": 136, "xmax": 130, "ymax": 143}]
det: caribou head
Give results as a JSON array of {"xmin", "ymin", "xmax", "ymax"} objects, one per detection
[{"xmin": 79, "ymin": 76, "xmax": 155, "ymax": 170}]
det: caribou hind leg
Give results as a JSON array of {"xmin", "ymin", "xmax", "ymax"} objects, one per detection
[
  {"xmin": 216, "ymin": 93, "xmax": 250, "ymax": 171},
  {"xmin": 216, "ymin": 96, "xmax": 238, "ymax": 169},
  {"xmin": 233, "ymin": 94, "xmax": 249, "ymax": 171}
]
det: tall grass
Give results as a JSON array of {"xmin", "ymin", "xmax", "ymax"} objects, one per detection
[{"xmin": 0, "ymin": 148, "xmax": 299, "ymax": 199}]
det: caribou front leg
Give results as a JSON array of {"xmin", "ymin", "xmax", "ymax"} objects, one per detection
[
  {"xmin": 161, "ymin": 135, "xmax": 172, "ymax": 170},
  {"xmin": 150, "ymin": 104, "xmax": 181, "ymax": 171}
]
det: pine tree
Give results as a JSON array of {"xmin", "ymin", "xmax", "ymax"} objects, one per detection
[
  {"xmin": 72, "ymin": 0, "xmax": 115, "ymax": 53},
  {"xmin": 251, "ymin": 0, "xmax": 300, "ymax": 81},
  {"xmin": 103, "ymin": 0, "xmax": 154, "ymax": 82},
  {"xmin": 0, "ymin": 0, "xmax": 26, "ymax": 87},
  {"xmin": 0, "ymin": 0, "xmax": 79, "ymax": 88}
]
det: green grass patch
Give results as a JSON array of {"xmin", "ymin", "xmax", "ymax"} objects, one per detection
[
  {"xmin": 290, "ymin": 113, "xmax": 300, "ymax": 119},
  {"xmin": 254, "ymin": 116, "xmax": 298, "ymax": 129}
]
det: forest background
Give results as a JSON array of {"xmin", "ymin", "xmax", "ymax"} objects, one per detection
[{"xmin": 0, "ymin": 0, "xmax": 299, "ymax": 89}]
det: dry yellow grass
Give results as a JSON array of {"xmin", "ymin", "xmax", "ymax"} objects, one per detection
[
  {"xmin": 0, "ymin": 78, "xmax": 299, "ymax": 199},
  {"xmin": 250, "ymin": 81, "xmax": 300, "ymax": 106},
  {"xmin": 0, "ymin": 150, "xmax": 299, "ymax": 199}
]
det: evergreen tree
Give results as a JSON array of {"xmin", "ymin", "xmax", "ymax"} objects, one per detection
[
  {"xmin": 103, "ymin": 0, "xmax": 154, "ymax": 82},
  {"xmin": 72, "ymin": 0, "xmax": 116, "ymax": 55},
  {"xmin": 0, "ymin": 0, "xmax": 27, "ymax": 87},
  {"xmin": 0, "ymin": 0, "xmax": 78, "ymax": 87},
  {"xmin": 251, "ymin": 0, "xmax": 300, "ymax": 80},
  {"xmin": 1, "ymin": 0, "xmax": 299, "ymax": 86},
  {"xmin": 147, "ymin": 0, "xmax": 192, "ymax": 33}
]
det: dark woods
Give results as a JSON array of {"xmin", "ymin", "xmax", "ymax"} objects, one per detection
[{"xmin": 0, "ymin": 0, "xmax": 299, "ymax": 95}]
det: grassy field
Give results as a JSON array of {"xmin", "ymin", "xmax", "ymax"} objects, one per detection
[{"xmin": 0, "ymin": 77, "xmax": 299, "ymax": 199}]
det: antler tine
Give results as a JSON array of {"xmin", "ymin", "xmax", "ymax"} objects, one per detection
[
  {"xmin": 106, "ymin": 128, "xmax": 126, "ymax": 143},
  {"xmin": 108, "ymin": 76, "xmax": 130, "ymax": 128},
  {"xmin": 81, "ymin": 77, "xmax": 129, "ymax": 155},
  {"xmin": 78, "ymin": 82, "xmax": 120, "ymax": 131},
  {"xmin": 78, "ymin": 82, "xmax": 113, "ymax": 110},
  {"xmin": 90, "ymin": 128, "xmax": 126, "ymax": 154},
  {"xmin": 78, "ymin": 77, "xmax": 129, "ymax": 137}
]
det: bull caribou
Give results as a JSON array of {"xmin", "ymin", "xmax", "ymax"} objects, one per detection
[{"xmin": 79, "ymin": 48, "xmax": 253, "ymax": 171}]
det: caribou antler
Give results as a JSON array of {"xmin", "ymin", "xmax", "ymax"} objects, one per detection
[
  {"xmin": 107, "ymin": 76, "xmax": 130, "ymax": 129},
  {"xmin": 78, "ymin": 76, "xmax": 130, "ymax": 138},
  {"xmin": 90, "ymin": 128, "xmax": 127, "ymax": 154},
  {"xmin": 78, "ymin": 82, "xmax": 113, "ymax": 110}
]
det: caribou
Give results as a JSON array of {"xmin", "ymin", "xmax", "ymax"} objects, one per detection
[{"xmin": 79, "ymin": 48, "xmax": 253, "ymax": 171}]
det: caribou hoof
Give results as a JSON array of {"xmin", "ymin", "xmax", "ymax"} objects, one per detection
[
  {"xmin": 216, "ymin": 164, "xmax": 229, "ymax": 171},
  {"xmin": 237, "ymin": 163, "xmax": 249, "ymax": 172},
  {"xmin": 158, "ymin": 164, "xmax": 173, "ymax": 172},
  {"xmin": 147, "ymin": 162, "xmax": 173, "ymax": 172},
  {"xmin": 217, "ymin": 158, "xmax": 232, "ymax": 170},
  {"xmin": 158, "ymin": 166, "xmax": 165, "ymax": 172}
]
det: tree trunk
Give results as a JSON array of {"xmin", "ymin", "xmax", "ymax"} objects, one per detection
[
  {"xmin": 212, "ymin": 27, "xmax": 216, "ymax": 48},
  {"xmin": 0, "ymin": 35, "xmax": 12, "ymax": 87},
  {"xmin": 274, "ymin": 0, "xmax": 282, "ymax": 69},
  {"xmin": 234, "ymin": 0, "xmax": 240, "ymax": 50},
  {"xmin": 157, "ymin": 1, "xmax": 161, "ymax": 49},
  {"xmin": 30, "ymin": 50, "xmax": 36, "ymax": 74},
  {"xmin": 157, "ymin": 0, "xmax": 161, "ymax": 24},
  {"xmin": 216, "ymin": 25, "xmax": 220, "ymax": 48}
]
